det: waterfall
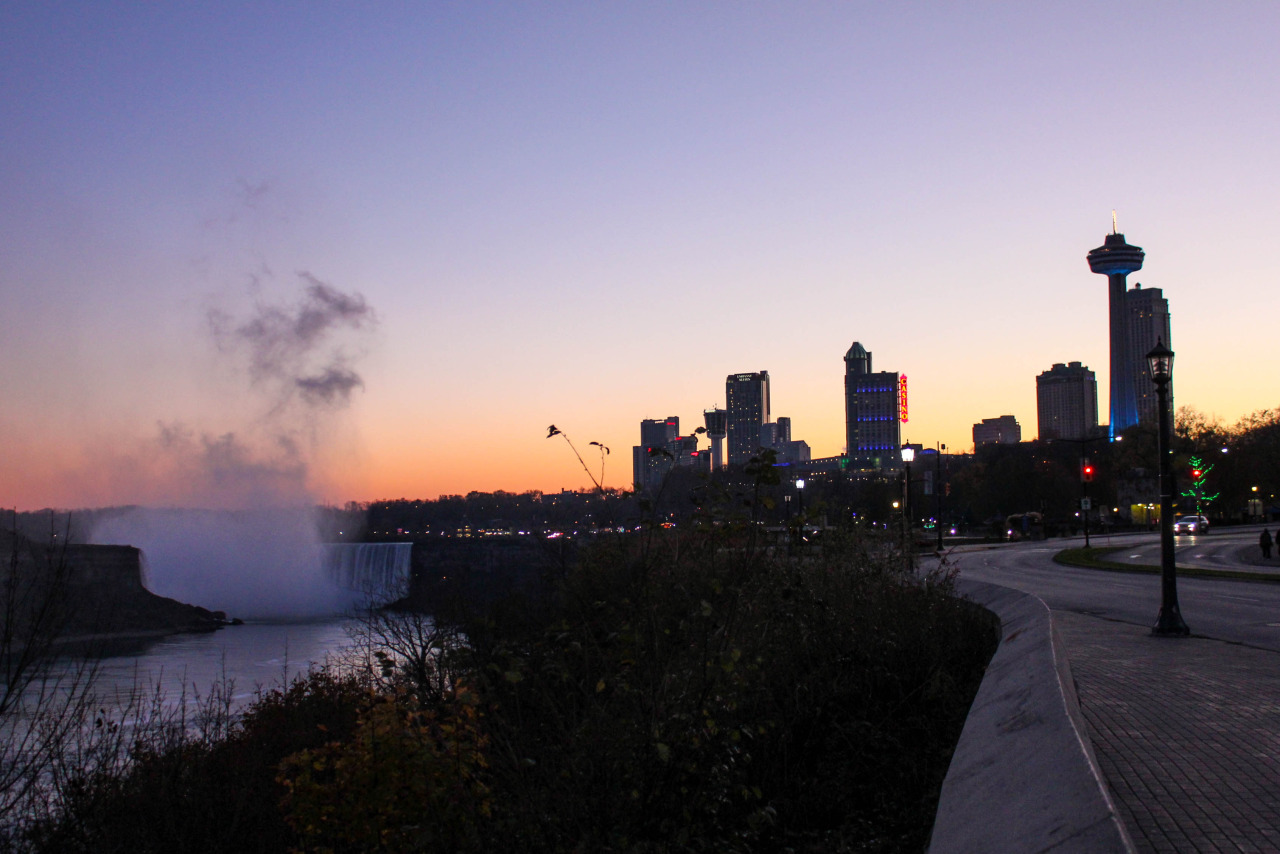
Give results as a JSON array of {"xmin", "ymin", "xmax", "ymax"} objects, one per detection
[{"xmin": 324, "ymin": 543, "xmax": 413, "ymax": 604}]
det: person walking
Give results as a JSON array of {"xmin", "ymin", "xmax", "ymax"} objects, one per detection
[{"xmin": 1261, "ymin": 528, "xmax": 1274, "ymax": 560}]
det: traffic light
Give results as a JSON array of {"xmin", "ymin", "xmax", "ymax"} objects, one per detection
[
  {"xmin": 1082, "ymin": 463, "xmax": 1095, "ymax": 483},
  {"xmin": 1191, "ymin": 467, "xmax": 1203, "ymax": 480}
]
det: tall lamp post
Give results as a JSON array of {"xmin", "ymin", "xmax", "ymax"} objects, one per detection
[
  {"xmin": 901, "ymin": 445, "xmax": 915, "ymax": 565},
  {"xmin": 1148, "ymin": 340, "xmax": 1190, "ymax": 637},
  {"xmin": 935, "ymin": 443, "xmax": 946, "ymax": 552}
]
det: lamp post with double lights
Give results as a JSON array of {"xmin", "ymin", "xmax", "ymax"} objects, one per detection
[{"xmin": 1148, "ymin": 339, "xmax": 1190, "ymax": 637}]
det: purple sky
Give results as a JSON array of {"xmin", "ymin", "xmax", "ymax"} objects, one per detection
[{"xmin": 2, "ymin": 3, "xmax": 1277, "ymax": 509}]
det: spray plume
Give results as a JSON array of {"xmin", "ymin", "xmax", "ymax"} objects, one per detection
[{"xmin": 91, "ymin": 272, "xmax": 378, "ymax": 618}]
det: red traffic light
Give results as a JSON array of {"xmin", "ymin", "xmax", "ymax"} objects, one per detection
[
  {"xmin": 1082, "ymin": 464, "xmax": 1095, "ymax": 482},
  {"xmin": 1191, "ymin": 469, "xmax": 1202, "ymax": 479}
]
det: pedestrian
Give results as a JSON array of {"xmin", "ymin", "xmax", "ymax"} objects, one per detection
[{"xmin": 1261, "ymin": 528, "xmax": 1274, "ymax": 560}]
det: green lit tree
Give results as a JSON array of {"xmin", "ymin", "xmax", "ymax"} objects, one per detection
[{"xmin": 1181, "ymin": 456, "xmax": 1220, "ymax": 518}]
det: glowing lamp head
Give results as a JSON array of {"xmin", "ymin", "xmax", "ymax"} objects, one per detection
[
  {"xmin": 1146, "ymin": 339, "xmax": 1174, "ymax": 384},
  {"xmin": 900, "ymin": 446, "xmax": 915, "ymax": 463}
]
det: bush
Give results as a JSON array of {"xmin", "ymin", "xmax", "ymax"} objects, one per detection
[
  {"xmin": 25, "ymin": 670, "xmax": 368, "ymax": 854},
  {"xmin": 432, "ymin": 524, "xmax": 998, "ymax": 853},
  {"xmin": 279, "ymin": 685, "xmax": 491, "ymax": 853}
]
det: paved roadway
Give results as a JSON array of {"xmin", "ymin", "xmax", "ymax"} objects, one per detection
[
  {"xmin": 1098, "ymin": 524, "xmax": 1280, "ymax": 578},
  {"xmin": 950, "ymin": 535, "xmax": 1280, "ymax": 852}
]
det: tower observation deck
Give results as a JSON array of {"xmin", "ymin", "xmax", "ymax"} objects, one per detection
[
  {"xmin": 703, "ymin": 407, "xmax": 727, "ymax": 470},
  {"xmin": 1088, "ymin": 231, "xmax": 1145, "ymax": 439}
]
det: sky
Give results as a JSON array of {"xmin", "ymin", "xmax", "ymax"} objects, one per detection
[{"xmin": 2, "ymin": 2, "xmax": 1278, "ymax": 511}]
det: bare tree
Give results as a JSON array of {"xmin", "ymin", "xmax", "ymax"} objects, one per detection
[{"xmin": 0, "ymin": 514, "xmax": 105, "ymax": 837}]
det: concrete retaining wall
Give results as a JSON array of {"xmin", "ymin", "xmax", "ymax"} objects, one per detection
[{"xmin": 929, "ymin": 579, "xmax": 1135, "ymax": 853}]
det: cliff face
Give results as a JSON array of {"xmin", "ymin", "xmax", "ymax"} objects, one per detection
[
  {"xmin": 64, "ymin": 544, "xmax": 225, "ymax": 637},
  {"xmin": 3, "ymin": 537, "xmax": 223, "ymax": 642}
]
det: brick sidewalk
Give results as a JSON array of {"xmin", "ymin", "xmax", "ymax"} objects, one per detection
[{"xmin": 1054, "ymin": 612, "xmax": 1280, "ymax": 853}]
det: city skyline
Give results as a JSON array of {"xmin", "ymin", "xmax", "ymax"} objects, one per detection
[{"xmin": 3, "ymin": 4, "xmax": 1278, "ymax": 510}]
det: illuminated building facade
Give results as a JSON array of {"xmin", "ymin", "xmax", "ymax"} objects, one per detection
[{"xmin": 843, "ymin": 342, "xmax": 903, "ymax": 470}]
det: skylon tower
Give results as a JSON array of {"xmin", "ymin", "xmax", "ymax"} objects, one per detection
[{"xmin": 1087, "ymin": 224, "xmax": 1145, "ymax": 439}]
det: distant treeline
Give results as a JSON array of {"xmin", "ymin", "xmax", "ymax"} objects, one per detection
[{"xmin": 12, "ymin": 405, "xmax": 1278, "ymax": 548}]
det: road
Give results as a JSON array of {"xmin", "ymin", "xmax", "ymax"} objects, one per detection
[
  {"xmin": 950, "ymin": 531, "xmax": 1280, "ymax": 651},
  {"xmin": 1099, "ymin": 524, "xmax": 1280, "ymax": 576},
  {"xmin": 947, "ymin": 535, "xmax": 1280, "ymax": 853}
]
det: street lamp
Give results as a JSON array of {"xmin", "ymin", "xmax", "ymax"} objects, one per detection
[
  {"xmin": 1147, "ymin": 339, "xmax": 1190, "ymax": 637},
  {"xmin": 935, "ymin": 443, "xmax": 946, "ymax": 552},
  {"xmin": 901, "ymin": 445, "xmax": 915, "ymax": 563},
  {"xmin": 795, "ymin": 478, "xmax": 805, "ymax": 518}
]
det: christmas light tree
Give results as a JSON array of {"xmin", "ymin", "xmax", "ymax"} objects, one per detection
[{"xmin": 1180, "ymin": 455, "xmax": 1220, "ymax": 518}]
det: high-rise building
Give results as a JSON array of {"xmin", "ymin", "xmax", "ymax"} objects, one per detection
[
  {"xmin": 1037, "ymin": 362, "xmax": 1098, "ymax": 441},
  {"xmin": 639, "ymin": 417, "xmax": 679, "ymax": 449},
  {"xmin": 843, "ymin": 342, "xmax": 903, "ymax": 470},
  {"xmin": 1126, "ymin": 284, "xmax": 1172, "ymax": 426},
  {"xmin": 725, "ymin": 371, "xmax": 770, "ymax": 464},
  {"xmin": 759, "ymin": 416, "xmax": 793, "ymax": 455},
  {"xmin": 973, "ymin": 415, "xmax": 1022, "ymax": 447},
  {"xmin": 633, "ymin": 417, "xmax": 680, "ymax": 491},
  {"xmin": 703, "ymin": 408, "xmax": 727, "ymax": 470},
  {"xmin": 1087, "ymin": 228, "xmax": 1145, "ymax": 438},
  {"xmin": 632, "ymin": 432, "xmax": 708, "ymax": 492},
  {"xmin": 774, "ymin": 417, "xmax": 791, "ymax": 445}
]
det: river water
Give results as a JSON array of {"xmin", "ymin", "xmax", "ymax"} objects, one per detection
[
  {"xmin": 84, "ymin": 618, "xmax": 357, "ymax": 710},
  {"xmin": 68, "ymin": 539, "xmax": 415, "ymax": 708}
]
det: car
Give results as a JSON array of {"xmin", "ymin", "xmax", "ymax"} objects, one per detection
[{"xmin": 1174, "ymin": 515, "xmax": 1210, "ymax": 535}]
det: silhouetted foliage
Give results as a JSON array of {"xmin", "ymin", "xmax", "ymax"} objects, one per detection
[
  {"xmin": 24, "ymin": 670, "xmax": 369, "ymax": 854},
  {"xmin": 17, "ymin": 522, "xmax": 997, "ymax": 853}
]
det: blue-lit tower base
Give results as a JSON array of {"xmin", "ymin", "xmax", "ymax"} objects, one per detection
[{"xmin": 1087, "ymin": 231, "xmax": 1144, "ymax": 439}]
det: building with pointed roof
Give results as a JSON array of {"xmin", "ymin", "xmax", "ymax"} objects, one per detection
[{"xmin": 844, "ymin": 342, "xmax": 903, "ymax": 470}]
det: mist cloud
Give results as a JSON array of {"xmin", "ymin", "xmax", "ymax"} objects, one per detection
[
  {"xmin": 296, "ymin": 365, "xmax": 365, "ymax": 405},
  {"xmin": 210, "ymin": 272, "xmax": 375, "ymax": 410}
]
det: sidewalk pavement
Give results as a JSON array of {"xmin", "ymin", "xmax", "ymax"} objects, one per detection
[{"xmin": 1053, "ymin": 611, "xmax": 1280, "ymax": 853}]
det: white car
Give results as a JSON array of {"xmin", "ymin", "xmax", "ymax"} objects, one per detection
[{"xmin": 1173, "ymin": 515, "xmax": 1209, "ymax": 535}]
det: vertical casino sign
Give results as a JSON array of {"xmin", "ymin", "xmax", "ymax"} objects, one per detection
[{"xmin": 899, "ymin": 375, "xmax": 909, "ymax": 423}]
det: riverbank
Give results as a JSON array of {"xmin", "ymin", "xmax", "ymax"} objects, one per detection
[{"xmin": 3, "ymin": 536, "xmax": 228, "ymax": 645}]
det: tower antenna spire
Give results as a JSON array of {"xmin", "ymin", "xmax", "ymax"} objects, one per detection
[{"xmin": 1112, "ymin": 210, "xmax": 1118, "ymax": 234}]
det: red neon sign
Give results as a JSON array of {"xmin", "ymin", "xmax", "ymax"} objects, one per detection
[{"xmin": 899, "ymin": 375, "xmax": 909, "ymax": 423}]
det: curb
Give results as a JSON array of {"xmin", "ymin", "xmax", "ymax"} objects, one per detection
[
  {"xmin": 929, "ymin": 579, "xmax": 1135, "ymax": 854},
  {"xmin": 1053, "ymin": 546, "xmax": 1280, "ymax": 582}
]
